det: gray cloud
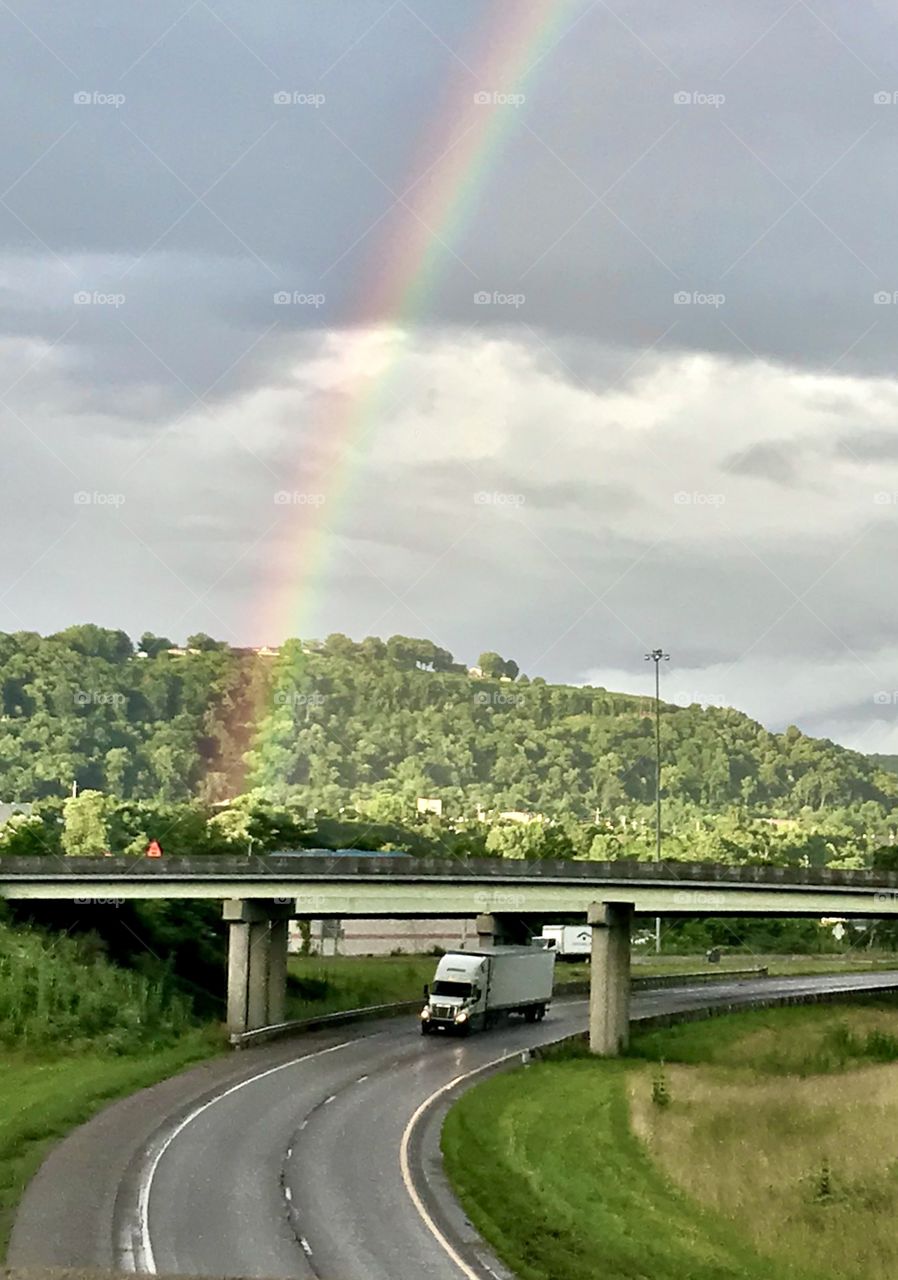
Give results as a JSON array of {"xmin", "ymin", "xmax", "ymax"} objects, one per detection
[{"xmin": 6, "ymin": 1, "xmax": 898, "ymax": 750}]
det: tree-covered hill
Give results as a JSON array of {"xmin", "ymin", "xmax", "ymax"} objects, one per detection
[{"xmin": 0, "ymin": 627, "xmax": 895, "ymax": 852}]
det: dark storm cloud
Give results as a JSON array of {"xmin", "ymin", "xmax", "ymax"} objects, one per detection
[{"xmin": 5, "ymin": 0, "xmax": 898, "ymax": 380}]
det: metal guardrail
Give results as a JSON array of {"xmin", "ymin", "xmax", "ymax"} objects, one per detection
[
  {"xmin": 632, "ymin": 965, "xmax": 768, "ymax": 990},
  {"xmin": 230, "ymin": 999, "xmax": 423, "ymax": 1048}
]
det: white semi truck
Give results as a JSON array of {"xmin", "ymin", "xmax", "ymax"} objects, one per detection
[
  {"xmin": 420, "ymin": 946, "xmax": 555, "ymax": 1035},
  {"xmin": 538, "ymin": 924, "xmax": 591, "ymax": 960}
]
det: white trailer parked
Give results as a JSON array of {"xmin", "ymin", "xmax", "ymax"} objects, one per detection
[
  {"xmin": 538, "ymin": 924, "xmax": 591, "ymax": 960},
  {"xmin": 421, "ymin": 946, "xmax": 555, "ymax": 1035}
]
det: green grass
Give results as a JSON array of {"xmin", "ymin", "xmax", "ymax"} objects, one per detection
[
  {"xmin": 631, "ymin": 951, "xmax": 898, "ymax": 979},
  {"xmin": 442, "ymin": 1059, "xmax": 813, "ymax": 1280},
  {"xmin": 444, "ymin": 1002, "xmax": 898, "ymax": 1280},
  {"xmin": 0, "ymin": 1029, "xmax": 222, "ymax": 1260},
  {"xmin": 629, "ymin": 999, "xmax": 898, "ymax": 1074}
]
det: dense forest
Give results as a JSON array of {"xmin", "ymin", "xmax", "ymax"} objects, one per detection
[{"xmin": 0, "ymin": 625, "xmax": 896, "ymax": 866}]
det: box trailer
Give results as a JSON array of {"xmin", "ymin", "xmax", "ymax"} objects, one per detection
[
  {"xmin": 420, "ymin": 946, "xmax": 555, "ymax": 1035},
  {"xmin": 538, "ymin": 924, "xmax": 591, "ymax": 960}
]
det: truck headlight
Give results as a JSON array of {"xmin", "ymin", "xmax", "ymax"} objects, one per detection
[
  {"xmin": 455, "ymin": 1010, "xmax": 468, "ymax": 1023},
  {"xmin": 421, "ymin": 1007, "xmax": 431, "ymax": 1020}
]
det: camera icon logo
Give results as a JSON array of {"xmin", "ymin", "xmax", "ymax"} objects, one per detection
[
  {"xmin": 673, "ymin": 91, "xmax": 692, "ymax": 105},
  {"xmin": 273, "ymin": 91, "xmax": 291, "ymax": 105}
]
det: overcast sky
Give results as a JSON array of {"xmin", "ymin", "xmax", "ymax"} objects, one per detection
[{"xmin": 4, "ymin": 0, "xmax": 898, "ymax": 750}]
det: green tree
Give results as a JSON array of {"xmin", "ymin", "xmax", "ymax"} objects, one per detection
[{"xmin": 62, "ymin": 790, "xmax": 112, "ymax": 856}]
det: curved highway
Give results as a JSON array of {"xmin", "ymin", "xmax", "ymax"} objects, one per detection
[{"xmin": 11, "ymin": 970, "xmax": 898, "ymax": 1280}]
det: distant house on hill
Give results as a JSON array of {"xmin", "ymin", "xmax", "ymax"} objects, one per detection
[{"xmin": 232, "ymin": 645, "xmax": 281, "ymax": 659}]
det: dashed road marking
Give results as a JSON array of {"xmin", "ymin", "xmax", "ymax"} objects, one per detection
[{"xmin": 134, "ymin": 1039, "xmax": 358, "ymax": 1273}]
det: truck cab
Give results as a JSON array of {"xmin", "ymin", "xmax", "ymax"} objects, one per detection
[{"xmin": 421, "ymin": 953, "xmax": 488, "ymax": 1033}]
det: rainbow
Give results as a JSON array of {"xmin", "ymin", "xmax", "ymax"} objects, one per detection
[{"xmin": 243, "ymin": 0, "xmax": 584, "ymax": 787}]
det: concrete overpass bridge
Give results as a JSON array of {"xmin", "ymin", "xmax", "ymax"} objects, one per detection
[{"xmin": 3, "ymin": 852, "xmax": 898, "ymax": 1053}]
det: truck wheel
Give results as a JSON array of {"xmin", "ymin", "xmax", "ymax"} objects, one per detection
[
  {"xmin": 420, "ymin": 1022, "xmax": 431, "ymax": 1036},
  {"xmin": 524, "ymin": 1006, "xmax": 538, "ymax": 1024},
  {"xmin": 536, "ymin": 1004, "xmax": 546, "ymax": 1021}
]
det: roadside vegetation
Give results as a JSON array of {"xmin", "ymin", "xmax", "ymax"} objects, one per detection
[
  {"xmin": 0, "ymin": 916, "xmax": 223, "ymax": 1259},
  {"xmin": 443, "ymin": 1001, "xmax": 898, "ymax": 1280}
]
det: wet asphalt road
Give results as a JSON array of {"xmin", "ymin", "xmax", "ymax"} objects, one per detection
[{"xmin": 12, "ymin": 970, "xmax": 898, "ymax": 1280}]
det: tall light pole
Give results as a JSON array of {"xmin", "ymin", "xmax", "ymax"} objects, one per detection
[{"xmin": 645, "ymin": 647, "xmax": 669, "ymax": 954}]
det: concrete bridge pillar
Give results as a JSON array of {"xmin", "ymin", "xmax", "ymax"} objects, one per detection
[
  {"xmin": 588, "ymin": 901, "xmax": 633, "ymax": 1056},
  {"xmin": 223, "ymin": 899, "xmax": 293, "ymax": 1036}
]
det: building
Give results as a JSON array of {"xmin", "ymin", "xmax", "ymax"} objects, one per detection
[
  {"xmin": 416, "ymin": 797, "xmax": 443, "ymax": 817},
  {"xmin": 289, "ymin": 917, "xmax": 477, "ymax": 956}
]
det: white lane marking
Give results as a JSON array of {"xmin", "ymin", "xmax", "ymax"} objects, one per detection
[
  {"xmin": 324, "ymin": 1094, "xmax": 336, "ymax": 1105},
  {"xmin": 400, "ymin": 1053, "xmax": 519, "ymax": 1280},
  {"xmin": 136, "ymin": 1038, "xmax": 358, "ymax": 1273},
  {"xmin": 286, "ymin": 1147, "xmax": 293, "ymax": 1158},
  {"xmin": 357, "ymin": 1074, "xmax": 368, "ymax": 1083},
  {"xmin": 300, "ymin": 1237, "xmax": 313, "ymax": 1256},
  {"xmin": 285, "ymin": 1186, "xmax": 293, "ymax": 1202}
]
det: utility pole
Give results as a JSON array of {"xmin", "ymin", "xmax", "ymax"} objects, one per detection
[{"xmin": 645, "ymin": 647, "xmax": 669, "ymax": 954}]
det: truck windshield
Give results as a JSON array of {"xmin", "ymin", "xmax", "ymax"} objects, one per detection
[{"xmin": 431, "ymin": 980, "xmax": 472, "ymax": 998}]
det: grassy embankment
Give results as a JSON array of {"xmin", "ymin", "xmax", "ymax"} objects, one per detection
[
  {"xmin": 0, "ymin": 922, "xmax": 223, "ymax": 1258},
  {"xmin": 443, "ymin": 1000, "xmax": 898, "ymax": 1280}
]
